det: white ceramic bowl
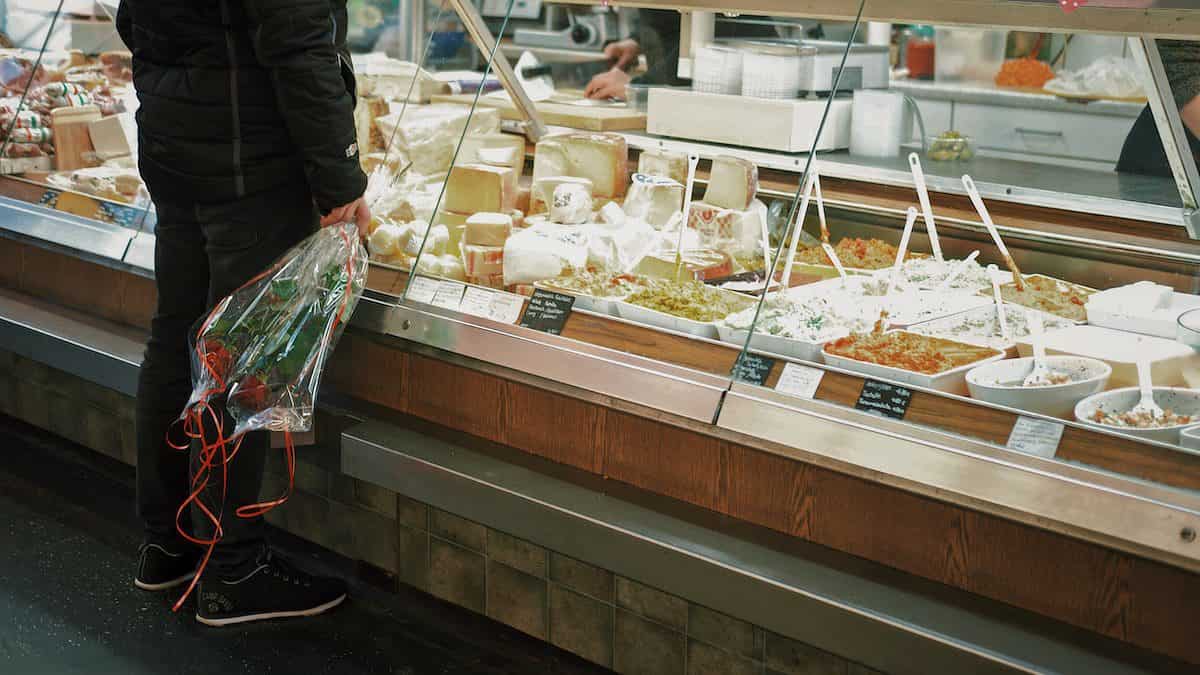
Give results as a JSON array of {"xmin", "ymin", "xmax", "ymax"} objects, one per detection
[
  {"xmin": 1074, "ymin": 387, "xmax": 1200, "ymax": 444},
  {"xmin": 966, "ymin": 356, "xmax": 1111, "ymax": 418},
  {"xmin": 1179, "ymin": 307, "xmax": 1200, "ymax": 350}
]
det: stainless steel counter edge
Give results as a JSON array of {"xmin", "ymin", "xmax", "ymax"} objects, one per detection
[
  {"xmin": 719, "ymin": 382, "xmax": 1200, "ymax": 573},
  {"xmin": 351, "ymin": 296, "xmax": 729, "ymax": 423},
  {"xmin": 341, "ymin": 418, "xmax": 1167, "ymax": 675}
]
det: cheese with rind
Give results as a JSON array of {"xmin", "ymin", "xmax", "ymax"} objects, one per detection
[
  {"xmin": 463, "ymin": 244, "xmax": 505, "ymax": 277},
  {"xmin": 550, "ymin": 183, "xmax": 593, "ymax": 225},
  {"xmin": 703, "ymin": 155, "xmax": 757, "ymax": 210},
  {"xmin": 637, "ymin": 149, "xmax": 688, "ymax": 185},
  {"xmin": 532, "ymin": 132, "xmax": 627, "ymax": 198},
  {"xmin": 444, "ymin": 163, "xmax": 516, "ymax": 214}
]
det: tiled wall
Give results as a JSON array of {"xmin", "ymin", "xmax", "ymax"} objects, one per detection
[{"xmin": 0, "ymin": 350, "xmax": 883, "ymax": 675}]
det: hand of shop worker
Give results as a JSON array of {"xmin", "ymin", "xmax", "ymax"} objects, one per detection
[
  {"xmin": 604, "ymin": 39, "xmax": 640, "ymax": 70},
  {"xmin": 585, "ymin": 67, "xmax": 632, "ymax": 100},
  {"xmin": 320, "ymin": 196, "xmax": 372, "ymax": 239}
]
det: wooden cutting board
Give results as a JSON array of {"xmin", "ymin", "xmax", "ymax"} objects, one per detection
[{"xmin": 430, "ymin": 89, "xmax": 646, "ymax": 132}]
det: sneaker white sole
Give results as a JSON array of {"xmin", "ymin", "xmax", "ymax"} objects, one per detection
[
  {"xmin": 134, "ymin": 570, "xmax": 197, "ymax": 592},
  {"xmin": 195, "ymin": 593, "xmax": 347, "ymax": 627}
]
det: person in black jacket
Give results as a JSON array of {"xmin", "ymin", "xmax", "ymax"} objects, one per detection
[{"xmin": 117, "ymin": 0, "xmax": 368, "ymax": 626}]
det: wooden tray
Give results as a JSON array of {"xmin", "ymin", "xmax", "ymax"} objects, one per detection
[{"xmin": 430, "ymin": 89, "xmax": 646, "ymax": 132}]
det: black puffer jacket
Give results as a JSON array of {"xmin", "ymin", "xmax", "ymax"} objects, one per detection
[{"xmin": 116, "ymin": 0, "xmax": 366, "ymax": 212}]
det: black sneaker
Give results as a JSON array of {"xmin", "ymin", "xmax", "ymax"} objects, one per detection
[
  {"xmin": 195, "ymin": 550, "xmax": 347, "ymax": 626},
  {"xmin": 134, "ymin": 543, "xmax": 200, "ymax": 591}
]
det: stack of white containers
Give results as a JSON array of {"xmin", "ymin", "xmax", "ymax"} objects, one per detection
[
  {"xmin": 739, "ymin": 43, "xmax": 816, "ymax": 99},
  {"xmin": 692, "ymin": 45, "xmax": 744, "ymax": 94}
]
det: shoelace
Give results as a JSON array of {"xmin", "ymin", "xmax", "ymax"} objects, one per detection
[{"xmin": 262, "ymin": 551, "xmax": 313, "ymax": 588}]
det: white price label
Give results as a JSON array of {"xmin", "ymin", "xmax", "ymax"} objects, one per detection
[
  {"xmin": 459, "ymin": 286, "xmax": 495, "ymax": 318},
  {"xmin": 774, "ymin": 362, "xmax": 825, "ymax": 399},
  {"xmin": 431, "ymin": 280, "xmax": 466, "ymax": 310},
  {"xmin": 1006, "ymin": 416, "xmax": 1064, "ymax": 459},
  {"xmin": 405, "ymin": 275, "xmax": 439, "ymax": 304},
  {"xmin": 488, "ymin": 292, "xmax": 526, "ymax": 325}
]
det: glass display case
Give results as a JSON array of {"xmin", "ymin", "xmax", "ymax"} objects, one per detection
[{"xmin": 337, "ymin": 0, "xmax": 1200, "ymax": 574}]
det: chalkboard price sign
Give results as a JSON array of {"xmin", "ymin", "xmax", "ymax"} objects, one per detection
[
  {"xmin": 520, "ymin": 289, "xmax": 575, "ymax": 335},
  {"xmin": 855, "ymin": 379, "xmax": 913, "ymax": 420},
  {"xmin": 732, "ymin": 353, "xmax": 775, "ymax": 386}
]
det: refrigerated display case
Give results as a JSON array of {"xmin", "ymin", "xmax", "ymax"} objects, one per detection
[{"xmin": 4, "ymin": 1, "xmax": 1200, "ymax": 670}]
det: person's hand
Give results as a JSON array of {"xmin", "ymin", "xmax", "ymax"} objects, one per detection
[
  {"xmin": 320, "ymin": 196, "xmax": 371, "ymax": 239},
  {"xmin": 604, "ymin": 39, "xmax": 640, "ymax": 70},
  {"xmin": 585, "ymin": 67, "xmax": 632, "ymax": 100}
]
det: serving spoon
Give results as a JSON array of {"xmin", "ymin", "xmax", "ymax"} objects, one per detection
[{"xmin": 1129, "ymin": 360, "xmax": 1165, "ymax": 420}]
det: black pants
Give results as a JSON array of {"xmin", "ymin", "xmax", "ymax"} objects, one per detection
[{"xmin": 135, "ymin": 181, "xmax": 318, "ymax": 579}]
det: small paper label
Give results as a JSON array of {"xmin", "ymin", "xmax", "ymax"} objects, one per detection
[
  {"xmin": 459, "ymin": 286, "xmax": 495, "ymax": 318},
  {"xmin": 405, "ymin": 275, "xmax": 439, "ymax": 304},
  {"xmin": 431, "ymin": 280, "xmax": 466, "ymax": 310},
  {"xmin": 488, "ymin": 292, "xmax": 526, "ymax": 324},
  {"xmin": 855, "ymin": 379, "xmax": 913, "ymax": 420},
  {"xmin": 775, "ymin": 362, "xmax": 825, "ymax": 399},
  {"xmin": 520, "ymin": 288, "xmax": 575, "ymax": 335},
  {"xmin": 1006, "ymin": 416, "xmax": 1064, "ymax": 459},
  {"xmin": 732, "ymin": 353, "xmax": 775, "ymax": 386}
]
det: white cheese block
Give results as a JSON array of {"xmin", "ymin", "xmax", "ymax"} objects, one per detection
[
  {"xmin": 439, "ymin": 254, "xmax": 467, "ymax": 281},
  {"xmin": 425, "ymin": 224, "xmax": 451, "ymax": 256},
  {"xmin": 703, "ymin": 155, "xmax": 758, "ymax": 210},
  {"xmin": 530, "ymin": 175, "xmax": 593, "ymax": 214},
  {"xmin": 464, "ymin": 212, "xmax": 514, "ymax": 246},
  {"xmin": 623, "ymin": 173, "xmax": 684, "ymax": 227},
  {"xmin": 532, "ymin": 132, "xmax": 628, "ymax": 198},
  {"xmin": 458, "ymin": 131, "xmax": 526, "ymax": 172},
  {"xmin": 637, "ymin": 149, "xmax": 688, "ymax": 185},
  {"xmin": 599, "ymin": 201, "xmax": 626, "ymax": 226},
  {"xmin": 374, "ymin": 103, "xmax": 501, "ymax": 175},
  {"xmin": 444, "ymin": 163, "xmax": 516, "ymax": 214},
  {"xmin": 503, "ymin": 223, "xmax": 590, "ymax": 286},
  {"xmin": 403, "ymin": 220, "xmax": 430, "ymax": 257},
  {"xmin": 550, "ymin": 183, "xmax": 593, "ymax": 225},
  {"xmin": 368, "ymin": 222, "xmax": 407, "ymax": 257}
]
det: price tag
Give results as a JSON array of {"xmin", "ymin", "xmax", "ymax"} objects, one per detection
[
  {"xmin": 406, "ymin": 275, "xmax": 439, "ymax": 304},
  {"xmin": 1006, "ymin": 416, "xmax": 1064, "ymax": 459},
  {"xmin": 732, "ymin": 353, "xmax": 775, "ymax": 386},
  {"xmin": 459, "ymin": 286, "xmax": 495, "ymax": 318},
  {"xmin": 775, "ymin": 362, "xmax": 824, "ymax": 399},
  {"xmin": 520, "ymin": 288, "xmax": 575, "ymax": 335},
  {"xmin": 431, "ymin": 280, "xmax": 466, "ymax": 310},
  {"xmin": 855, "ymin": 379, "xmax": 913, "ymax": 420},
  {"xmin": 488, "ymin": 292, "xmax": 526, "ymax": 325}
]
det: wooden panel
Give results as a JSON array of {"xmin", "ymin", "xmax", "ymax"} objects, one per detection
[
  {"xmin": 1056, "ymin": 425, "xmax": 1200, "ymax": 493},
  {"xmin": 366, "ymin": 263, "xmax": 409, "ymax": 297},
  {"xmin": 118, "ymin": 274, "xmax": 155, "ymax": 330},
  {"xmin": 325, "ymin": 332, "xmax": 409, "ymax": 412},
  {"xmin": 407, "ymin": 353, "xmax": 506, "ymax": 442},
  {"xmin": 502, "ymin": 380, "xmax": 605, "ymax": 473},
  {"xmin": 20, "ymin": 244, "xmax": 127, "ymax": 326},
  {"xmin": 0, "ymin": 237, "xmax": 23, "ymax": 289},
  {"xmin": 725, "ymin": 443, "xmax": 812, "ymax": 538},
  {"xmin": 602, "ymin": 409, "xmax": 727, "ymax": 513}
]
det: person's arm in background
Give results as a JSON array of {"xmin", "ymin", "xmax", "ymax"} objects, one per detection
[
  {"xmin": 1160, "ymin": 40, "xmax": 1200, "ymax": 139},
  {"xmin": 586, "ymin": 9, "xmax": 683, "ymax": 99},
  {"xmin": 244, "ymin": 0, "xmax": 370, "ymax": 234}
]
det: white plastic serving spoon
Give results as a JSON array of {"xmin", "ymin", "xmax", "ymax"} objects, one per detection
[
  {"xmin": 987, "ymin": 264, "xmax": 1010, "ymax": 342},
  {"xmin": 1130, "ymin": 360, "xmax": 1165, "ymax": 420},
  {"xmin": 1022, "ymin": 311, "xmax": 1059, "ymax": 386}
]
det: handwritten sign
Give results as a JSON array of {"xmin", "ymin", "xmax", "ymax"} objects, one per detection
[
  {"xmin": 855, "ymin": 379, "xmax": 913, "ymax": 420},
  {"xmin": 520, "ymin": 288, "xmax": 575, "ymax": 335},
  {"xmin": 732, "ymin": 353, "xmax": 775, "ymax": 386},
  {"xmin": 1006, "ymin": 416, "xmax": 1065, "ymax": 459},
  {"xmin": 405, "ymin": 275, "xmax": 440, "ymax": 304},
  {"xmin": 488, "ymin": 292, "xmax": 526, "ymax": 324},
  {"xmin": 459, "ymin": 286, "xmax": 495, "ymax": 318},
  {"xmin": 775, "ymin": 362, "xmax": 825, "ymax": 399},
  {"xmin": 431, "ymin": 280, "xmax": 466, "ymax": 310}
]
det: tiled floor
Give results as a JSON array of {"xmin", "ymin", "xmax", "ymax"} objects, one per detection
[{"xmin": 0, "ymin": 415, "xmax": 610, "ymax": 675}]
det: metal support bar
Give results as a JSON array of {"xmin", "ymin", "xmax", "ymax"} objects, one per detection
[
  {"xmin": 1133, "ymin": 37, "xmax": 1200, "ymax": 239},
  {"xmin": 447, "ymin": 0, "xmax": 547, "ymax": 141}
]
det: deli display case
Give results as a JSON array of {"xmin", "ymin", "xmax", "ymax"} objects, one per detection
[{"xmin": 4, "ymin": 0, "xmax": 1200, "ymax": 671}]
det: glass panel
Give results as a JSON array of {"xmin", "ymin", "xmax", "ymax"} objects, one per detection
[
  {"xmin": 734, "ymin": 20, "xmax": 1200, "ymax": 474},
  {"xmin": 0, "ymin": 1, "xmax": 151, "ymax": 235}
]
